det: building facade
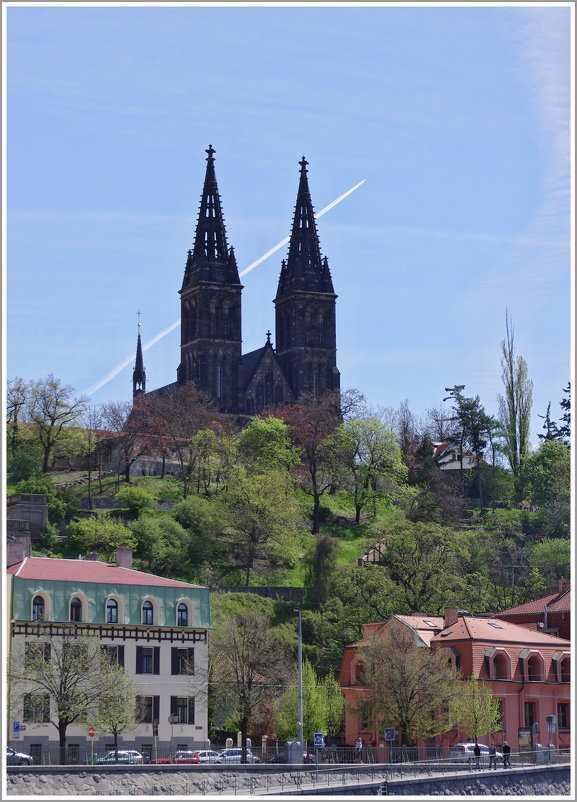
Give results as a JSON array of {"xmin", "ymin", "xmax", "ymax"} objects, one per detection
[
  {"xmin": 7, "ymin": 547, "xmax": 211, "ymax": 763},
  {"xmin": 339, "ymin": 609, "xmax": 570, "ymax": 756},
  {"xmin": 135, "ymin": 147, "xmax": 340, "ymax": 416}
]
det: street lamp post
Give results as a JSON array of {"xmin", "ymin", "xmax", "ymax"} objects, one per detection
[{"xmin": 294, "ymin": 608, "xmax": 304, "ymax": 753}]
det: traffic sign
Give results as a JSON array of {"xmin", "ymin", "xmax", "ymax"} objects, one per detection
[
  {"xmin": 313, "ymin": 732, "xmax": 324, "ymax": 747},
  {"xmin": 19, "ymin": 725, "xmax": 26, "ymax": 732},
  {"xmin": 384, "ymin": 727, "xmax": 395, "ymax": 741},
  {"xmin": 87, "ymin": 727, "xmax": 96, "ymax": 737},
  {"xmin": 13, "ymin": 722, "xmax": 20, "ymax": 733}
]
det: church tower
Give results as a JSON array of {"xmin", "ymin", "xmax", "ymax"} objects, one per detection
[
  {"xmin": 274, "ymin": 157, "xmax": 340, "ymax": 399},
  {"xmin": 178, "ymin": 146, "xmax": 243, "ymax": 413},
  {"xmin": 132, "ymin": 316, "xmax": 146, "ymax": 397}
]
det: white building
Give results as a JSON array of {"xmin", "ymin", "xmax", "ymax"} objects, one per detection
[{"xmin": 6, "ymin": 544, "xmax": 211, "ymax": 764}]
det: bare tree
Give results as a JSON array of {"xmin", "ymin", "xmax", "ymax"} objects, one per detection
[
  {"xmin": 7, "ymin": 377, "xmax": 29, "ymax": 457},
  {"xmin": 100, "ymin": 400, "xmax": 148, "ymax": 485}
]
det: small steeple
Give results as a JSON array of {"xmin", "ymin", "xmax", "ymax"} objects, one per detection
[
  {"xmin": 133, "ymin": 312, "xmax": 146, "ymax": 396},
  {"xmin": 276, "ymin": 157, "xmax": 334, "ymax": 297}
]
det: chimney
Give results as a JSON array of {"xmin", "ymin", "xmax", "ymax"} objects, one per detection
[
  {"xmin": 7, "ymin": 538, "xmax": 29, "ymax": 567},
  {"xmin": 85, "ymin": 552, "xmax": 99, "ymax": 561},
  {"xmin": 444, "ymin": 606, "xmax": 459, "ymax": 628},
  {"xmin": 558, "ymin": 578, "xmax": 570, "ymax": 595},
  {"xmin": 115, "ymin": 547, "xmax": 133, "ymax": 569}
]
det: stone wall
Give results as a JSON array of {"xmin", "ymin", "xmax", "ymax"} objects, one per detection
[{"xmin": 6, "ymin": 764, "xmax": 570, "ymax": 797}]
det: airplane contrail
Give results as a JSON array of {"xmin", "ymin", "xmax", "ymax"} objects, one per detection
[{"xmin": 82, "ymin": 179, "xmax": 366, "ymax": 397}]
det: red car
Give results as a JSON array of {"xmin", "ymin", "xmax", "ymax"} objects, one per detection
[{"xmin": 151, "ymin": 750, "xmax": 200, "ymax": 764}]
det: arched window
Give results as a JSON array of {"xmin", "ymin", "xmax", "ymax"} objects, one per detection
[
  {"xmin": 527, "ymin": 654, "xmax": 543, "ymax": 681},
  {"xmin": 142, "ymin": 600, "xmax": 154, "ymax": 625},
  {"xmin": 318, "ymin": 311, "xmax": 324, "ymax": 344},
  {"xmin": 209, "ymin": 301, "xmax": 216, "ymax": 335},
  {"xmin": 69, "ymin": 597, "xmax": 82, "ymax": 623},
  {"xmin": 177, "ymin": 603, "xmax": 189, "ymax": 627},
  {"xmin": 106, "ymin": 598, "xmax": 118, "ymax": 624},
  {"xmin": 493, "ymin": 653, "xmax": 509, "ymax": 680},
  {"xmin": 32, "ymin": 595, "xmax": 45, "ymax": 621}
]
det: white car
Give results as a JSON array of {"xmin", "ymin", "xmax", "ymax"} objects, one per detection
[
  {"xmin": 450, "ymin": 743, "xmax": 503, "ymax": 764},
  {"xmin": 196, "ymin": 749, "xmax": 221, "ymax": 763},
  {"xmin": 7, "ymin": 746, "xmax": 34, "ymax": 765},
  {"xmin": 95, "ymin": 749, "xmax": 144, "ymax": 764},
  {"xmin": 216, "ymin": 747, "xmax": 260, "ymax": 764}
]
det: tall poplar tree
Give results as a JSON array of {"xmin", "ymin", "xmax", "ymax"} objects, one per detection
[{"xmin": 497, "ymin": 312, "xmax": 533, "ymax": 474}]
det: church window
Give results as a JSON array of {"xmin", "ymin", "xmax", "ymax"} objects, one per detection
[
  {"xmin": 209, "ymin": 302, "xmax": 216, "ymax": 335},
  {"xmin": 275, "ymin": 383, "xmax": 283, "ymax": 405},
  {"xmin": 305, "ymin": 311, "xmax": 312, "ymax": 343},
  {"xmin": 312, "ymin": 367, "xmax": 319, "ymax": 396},
  {"xmin": 256, "ymin": 381, "xmax": 264, "ymax": 411},
  {"xmin": 318, "ymin": 311, "xmax": 324, "ymax": 344},
  {"xmin": 216, "ymin": 364, "xmax": 222, "ymax": 399},
  {"xmin": 223, "ymin": 305, "xmax": 229, "ymax": 335}
]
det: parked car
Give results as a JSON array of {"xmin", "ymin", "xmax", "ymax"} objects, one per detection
[
  {"xmin": 7, "ymin": 747, "xmax": 34, "ymax": 765},
  {"xmin": 215, "ymin": 747, "xmax": 260, "ymax": 764},
  {"xmin": 95, "ymin": 750, "xmax": 144, "ymax": 764},
  {"xmin": 150, "ymin": 750, "xmax": 200, "ymax": 764},
  {"xmin": 449, "ymin": 743, "xmax": 503, "ymax": 764},
  {"xmin": 196, "ymin": 749, "xmax": 221, "ymax": 763}
]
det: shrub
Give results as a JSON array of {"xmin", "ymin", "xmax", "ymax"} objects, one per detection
[{"xmin": 115, "ymin": 486, "xmax": 155, "ymax": 518}]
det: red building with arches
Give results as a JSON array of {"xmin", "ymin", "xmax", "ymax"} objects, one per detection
[{"xmin": 338, "ymin": 608, "xmax": 570, "ymax": 757}]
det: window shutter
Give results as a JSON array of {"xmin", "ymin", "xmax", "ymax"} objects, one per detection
[
  {"xmin": 188, "ymin": 649, "xmax": 195, "ymax": 674},
  {"xmin": 188, "ymin": 697, "xmax": 195, "ymax": 725},
  {"xmin": 118, "ymin": 646, "xmax": 125, "ymax": 668},
  {"xmin": 153, "ymin": 696, "xmax": 160, "ymax": 722},
  {"xmin": 153, "ymin": 647, "xmax": 160, "ymax": 675},
  {"xmin": 136, "ymin": 646, "xmax": 142, "ymax": 674},
  {"xmin": 170, "ymin": 696, "xmax": 177, "ymax": 717},
  {"xmin": 171, "ymin": 648, "xmax": 178, "ymax": 675}
]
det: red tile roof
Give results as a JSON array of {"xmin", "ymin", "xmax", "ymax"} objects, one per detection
[
  {"xmin": 431, "ymin": 617, "xmax": 570, "ymax": 647},
  {"xmin": 497, "ymin": 590, "xmax": 571, "ymax": 616},
  {"xmin": 7, "ymin": 557, "xmax": 203, "ymax": 588}
]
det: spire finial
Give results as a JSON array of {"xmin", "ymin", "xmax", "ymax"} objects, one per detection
[
  {"xmin": 206, "ymin": 144, "xmax": 216, "ymax": 162},
  {"xmin": 137, "ymin": 310, "xmax": 141, "ymax": 335},
  {"xmin": 266, "ymin": 330, "xmax": 272, "ymax": 344},
  {"xmin": 299, "ymin": 156, "xmax": 308, "ymax": 174}
]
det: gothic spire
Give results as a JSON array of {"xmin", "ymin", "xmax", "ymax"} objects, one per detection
[
  {"xmin": 133, "ymin": 314, "xmax": 146, "ymax": 396},
  {"xmin": 276, "ymin": 157, "xmax": 334, "ymax": 296},
  {"xmin": 182, "ymin": 145, "xmax": 240, "ymax": 289}
]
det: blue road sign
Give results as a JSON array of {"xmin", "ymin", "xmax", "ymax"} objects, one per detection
[
  {"xmin": 13, "ymin": 721, "xmax": 20, "ymax": 733},
  {"xmin": 313, "ymin": 732, "xmax": 324, "ymax": 746},
  {"xmin": 384, "ymin": 727, "xmax": 395, "ymax": 741}
]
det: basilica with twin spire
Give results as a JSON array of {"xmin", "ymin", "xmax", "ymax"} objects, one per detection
[{"xmin": 132, "ymin": 146, "xmax": 340, "ymax": 416}]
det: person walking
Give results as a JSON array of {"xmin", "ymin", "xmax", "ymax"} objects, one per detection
[
  {"xmin": 473, "ymin": 742, "xmax": 481, "ymax": 770},
  {"xmin": 355, "ymin": 737, "xmax": 363, "ymax": 763},
  {"xmin": 502, "ymin": 741, "xmax": 511, "ymax": 769},
  {"xmin": 488, "ymin": 743, "xmax": 497, "ymax": 769}
]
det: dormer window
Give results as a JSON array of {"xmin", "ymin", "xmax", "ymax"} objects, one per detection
[
  {"xmin": 69, "ymin": 597, "xmax": 82, "ymax": 623},
  {"xmin": 32, "ymin": 595, "xmax": 45, "ymax": 621}
]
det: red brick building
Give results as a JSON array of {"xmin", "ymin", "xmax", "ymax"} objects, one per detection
[
  {"xmin": 339, "ymin": 609, "xmax": 570, "ymax": 757},
  {"xmin": 496, "ymin": 580, "xmax": 570, "ymax": 640}
]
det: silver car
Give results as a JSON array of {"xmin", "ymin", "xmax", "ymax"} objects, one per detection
[
  {"xmin": 216, "ymin": 747, "xmax": 260, "ymax": 764},
  {"xmin": 450, "ymin": 743, "xmax": 503, "ymax": 764},
  {"xmin": 7, "ymin": 746, "xmax": 34, "ymax": 765},
  {"xmin": 196, "ymin": 749, "xmax": 221, "ymax": 763}
]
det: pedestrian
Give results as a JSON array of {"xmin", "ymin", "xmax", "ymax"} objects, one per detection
[
  {"xmin": 355, "ymin": 736, "xmax": 363, "ymax": 763},
  {"xmin": 473, "ymin": 742, "xmax": 481, "ymax": 770},
  {"xmin": 488, "ymin": 743, "xmax": 497, "ymax": 769},
  {"xmin": 502, "ymin": 741, "xmax": 511, "ymax": 769}
]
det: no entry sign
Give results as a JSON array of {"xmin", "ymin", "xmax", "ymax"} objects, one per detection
[{"xmin": 88, "ymin": 727, "xmax": 96, "ymax": 737}]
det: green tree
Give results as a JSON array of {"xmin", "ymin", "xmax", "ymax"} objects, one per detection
[
  {"xmin": 92, "ymin": 666, "xmax": 138, "ymax": 758},
  {"xmin": 9, "ymin": 629, "xmax": 132, "ymax": 764},
  {"xmin": 358, "ymin": 626, "xmax": 456, "ymax": 745},
  {"xmin": 452, "ymin": 676, "xmax": 501, "ymax": 742},
  {"xmin": 218, "ymin": 466, "xmax": 301, "ymax": 585},
  {"xmin": 66, "ymin": 517, "xmax": 135, "ymax": 561},
  {"xmin": 329, "ymin": 417, "xmax": 407, "ymax": 524},
  {"xmin": 26, "ymin": 374, "xmax": 86, "ymax": 473},
  {"xmin": 304, "ymin": 533, "xmax": 339, "ymax": 606},
  {"xmin": 497, "ymin": 312, "xmax": 533, "ymax": 475},
  {"xmin": 518, "ymin": 439, "xmax": 570, "ymax": 508},
  {"xmin": 237, "ymin": 416, "xmax": 298, "ymax": 473},
  {"xmin": 530, "ymin": 539, "xmax": 570, "ymax": 592},
  {"xmin": 275, "ymin": 660, "xmax": 344, "ymax": 742},
  {"xmin": 443, "ymin": 385, "xmax": 497, "ymax": 510},
  {"xmin": 375, "ymin": 520, "xmax": 468, "ymax": 613},
  {"xmin": 115, "ymin": 485, "xmax": 156, "ymax": 518},
  {"xmin": 130, "ymin": 515, "xmax": 191, "ymax": 578}
]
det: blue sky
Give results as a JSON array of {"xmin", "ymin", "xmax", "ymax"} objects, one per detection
[{"xmin": 6, "ymin": 3, "xmax": 572, "ymax": 446}]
